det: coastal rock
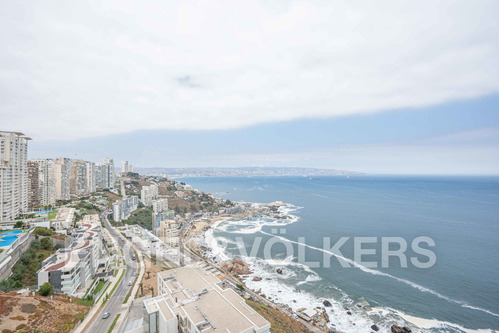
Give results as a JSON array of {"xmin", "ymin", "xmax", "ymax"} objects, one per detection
[
  {"xmin": 221, "ymin": 259, "xmax": 251, "ymax": 275},
  {"xmin": 253, "ymin": 276, "xmax": 262, "ymax": 281},
  {"xmin": 371, "ymin": 324, "xmax": 379, "ymax": 331},
  {"xmin": 276, "ymin": 268, "xmax": 283, "ymax": 274},
  {"xmin": 391, "ymin": 325, "xmax": 412, "ymax": 333},
  {"xmin": 323, "ymin": 300, "xmax": 332, "ymax": 307},
  {"xmin": 267, "ymin": 201, "xmax": 286, "ymax": 207}
]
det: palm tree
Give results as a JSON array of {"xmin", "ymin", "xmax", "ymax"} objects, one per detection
[
  {"xmin": 149, "ymin": 286, "xmax": 154, "ymax": 297},
  {"xmin": 146, "ymin": 271, "xmax": 151, "ymax": 279},
  {"xmin": 139, "ymin": 282, "xmax": 144, "ymax": 296}
]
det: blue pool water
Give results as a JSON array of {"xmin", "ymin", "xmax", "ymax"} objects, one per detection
[
  {"xmin": 0, "ymin": 230, "xmax": 23, "ymax": 247},
  {"xmin": 34, "ymin": 209, "xmax": 52, "ymax": 215},
  {"xmin": 0, "ymin": 235, "xmax": 19, "ymax": 247},
  {"xmin": 0, "ymin": 230, "xmax": 22, "ymax": 236}
]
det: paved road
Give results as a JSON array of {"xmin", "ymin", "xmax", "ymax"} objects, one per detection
[{"xmin": 85, "ymin": 212, "xmax": 138, "ymax": 333}]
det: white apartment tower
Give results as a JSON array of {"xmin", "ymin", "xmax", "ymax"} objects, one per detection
[
  {"xmin": 0, "ymin": 131, "xmax": 31, "ymax": 221},
  {"xmin": 141, "ymin": 183, "xmax": 158, "ymax": 206},
  {"xmin": 85, "ymin": 161, "xmax": 96, "ymax": 193},
  {"xmin": 121, "ymin": 160, "xmax": 134, "ymax": 173},
  {"xmin": 54, "ymin": 158, "xmax": 72, "ymax": 201},
  {"xmin": 103, "ymin": 157, "xmax": 115, "ymax": 189},
  {"xmin": 121, "ymin": 160, "xmax": 128, "ymax": 173}
]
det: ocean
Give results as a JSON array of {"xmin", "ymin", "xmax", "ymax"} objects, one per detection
[{"xmin": 179, "ymin": 175, "xmax": 499, "ymax": 332}]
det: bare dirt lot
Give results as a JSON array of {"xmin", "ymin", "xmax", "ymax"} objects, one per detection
[
  {"xmin": 0, "ymin": 292, "xmax": 90, "ymax": 333},
  {"xmin": 136, "ymin": 258, "xmax": 169, "ymax": 298}
]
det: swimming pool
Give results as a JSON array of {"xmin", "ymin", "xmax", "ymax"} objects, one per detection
[
  {"xmin": 0, "ymin": 230, "xmax": 23, "ymax": 247},
  {"xmin": 34, "ymin": 209, "xmax": 52, "ymax": 215},
  {"xmin": 0, "ymin": 230, "xmax": 22, "ymax": 236}
]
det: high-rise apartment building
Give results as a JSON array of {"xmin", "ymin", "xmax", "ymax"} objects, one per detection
[
  {"xmin": 121, "ymin": 160, "xmax": 128, "ymax": 173},
  {"xmin": 29, "ymin": 158, "xmax": 56, "ymax": 207},
  {"xmin": 141, "ymin": 184, "xmax": 158, "ymax": 206},
  {"xmin": 102, "ymin": 157, "xmax": 115, "ymax": 189},
  {"xmin": 54, "ymin": 158, "xmax": 71, "ymax": 201},
  {"xmin": 85, "ymin": 161, "xmax": 96, "ymax": 193},
  {"xmin": 121, "ymin": 160, "xmax": 134, "ymax": 173},
  {"xmin": 28, "ymin": 160, "xmax": 40, "ymax": 208},
  {"xmin": 112, "ymin": 196, "xmax": 138, "ymax": 222},
  {"xmin": 70, "ymin": 159, "xmax": 88, "ymax": 196},
  {"xmin": 0, "ymin": 131, "xmax": 31, "ymax": 221}
]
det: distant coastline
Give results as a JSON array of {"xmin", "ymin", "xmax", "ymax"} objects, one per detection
[{"xmin": 135, "ymin": 166, "xmax": 365, "ymax": 178}]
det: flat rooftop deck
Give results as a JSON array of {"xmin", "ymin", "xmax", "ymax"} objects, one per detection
[{"xmin": 146, "ymin": 264, "xmax": 270, "ymax": 333}]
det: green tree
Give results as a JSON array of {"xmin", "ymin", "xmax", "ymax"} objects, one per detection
[
  {"xmin": 39, "ymin": 282, "xmax": 53, "ymax": 296},
  {"xmin": 31, "ymin": 239, "xmax": 41, "ymax": 250},
  {"xmin": 14, "ymin": 221, "xmax": 24, "ymax": 228},
  {"xmin": 41, "ymin": 237, "xmax": 52, "ymax": 250}
]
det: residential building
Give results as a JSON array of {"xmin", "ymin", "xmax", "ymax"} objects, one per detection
[
  {"xmin": 143, "ymin": 264, "xmax": 271, "ymax": 333},
  {"xmin": 29, "ymin": 158, "xmax": 56, "ymax": 207},
  {"xmin": 156, "ymin": 219, "xmax": 179, "ymax": 247},
  {"xmin": 96, "ymin": 158, "xmax": 115, "ymax": 190},
  {"xmin": 122, "ymin": 160, "xmax": 135, "ymax": 173},
  {"xmin": 54, "ymin": 158, "xmax": 72, "ymax": 201},
  {"xmin": 152, "ymin": 198, "xmax": 169, "ymax": 214},
  {"xmin": 50, "ymin": 207, "xmax": 75, "ymax": 231},
  {"xmin": 37, "ymin": 215, "xmax": 104, "ymax": 295},
  {"xmin": 27, "ymin": 161, "xmax": 40, "ymax": 208},
  {"xmin": 112, "ymin": 196, "xmax": 139, "ymax": 222},
  {"xmin": 70, "ymin": 159, "xmax": 88, "ymax": 196},
  {"xmin": 85, "ymin": 161, "xmax": 96, "ymax": 193},
  {"xmin": 152, "ymin": 197, "xmax": 171, "ymax": 236},
  {"xmin": 0, "ymin": 131, "xmax": 31, "ymax": 221},
  {"xmin": 141, "ymin": 184, "xmax": 159, "ymax": 206},
  {"xmin": 103, "ymin": 157, "xmax": 115, "ymax": 189},
  {"xmin": 95, "ymin": 163, "xmax": 104, "ymax": 189},
  {"xmin": 122, "ymin": 161, "xmax": 128, "ymax": 173}
]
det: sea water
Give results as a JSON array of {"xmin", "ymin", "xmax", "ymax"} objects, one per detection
[{"xmin": 179, "ymin": 175, "xmax": 499, "ymax": 332}]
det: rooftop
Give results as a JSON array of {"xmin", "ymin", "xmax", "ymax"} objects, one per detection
[
  {"xmin": 145, "ymin": 264, "xmax": 270, "ymax": 333},
  {"xmin": 39, "ymin": 220, "xmax": 100, "ymax": 273}
]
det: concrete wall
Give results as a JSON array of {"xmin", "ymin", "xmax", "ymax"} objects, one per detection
[
  {"xmin": 0, "ymin": 233, "xmax": 35, "ymax": 281},
  {"xmin": 51, "ymin": 236, "xmax": 71, "ymax": 248}
]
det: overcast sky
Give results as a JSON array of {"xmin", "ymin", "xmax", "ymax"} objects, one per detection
[{"xmin": 1, "ymin": 0, "xmax": 498, "ymax": 174}]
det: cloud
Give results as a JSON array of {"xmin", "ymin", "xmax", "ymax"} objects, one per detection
[{"xmin": 0, "ymin": 0, "xmax": 498, "ymax": 141}]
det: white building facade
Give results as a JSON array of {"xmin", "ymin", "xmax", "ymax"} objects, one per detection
[
  {"xmin": 0, "ymin": 131, "xmax": 30, "ymax": 221},
  {"xmin": 112, "ymin": 196, "xmax": 139, "ymax": 222},
  {"xmin": 141, "ymin": 184, "xmax": 159, "ymax": 206},
  {"xmin": 54, "ymin": 157, "xmax": 72, "ymax": 201}
]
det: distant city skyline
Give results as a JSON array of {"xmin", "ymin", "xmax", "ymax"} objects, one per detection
[{"xmin": 27, "ymin": 95, "xmax": 498, "ymax": 175}]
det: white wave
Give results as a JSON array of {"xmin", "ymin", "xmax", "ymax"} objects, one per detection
[
  {"xmin": 204, "ymin": 219, "xmax": 231, "ymax": 262},
  {"xmin": 296, "ymin": 273, "xmax": 323, "ymax": 286},
  {"xmin": 241, "ymin": 262, "xmax": 381, "ymax": 332},
  {"xmin": 213, "ymin": 203, "xmax": 301, "ymax": 235},
  {"xmin": 392, "ymin": 309, "xmax": 499, "ymax": 333},
  {"xmin": 259, "ymin": 231, "xmax": 499, "ymax": 318}
]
